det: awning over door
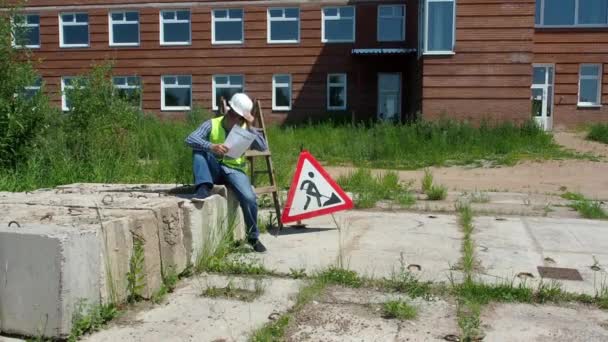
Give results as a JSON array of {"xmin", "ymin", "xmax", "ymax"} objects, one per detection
[{"xmin": 351, "ymin": 48, "xmax": 417, "ymax": 56}]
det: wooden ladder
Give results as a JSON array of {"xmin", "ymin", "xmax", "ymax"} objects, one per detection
[{"xmin": 220, "ymin": 98, "xmax": 283, "ymax": 229}]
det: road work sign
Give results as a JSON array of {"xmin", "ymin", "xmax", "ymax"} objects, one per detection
[{"xmin": 281, "ymin": 150, "xmax": 353, "ymax": 223}]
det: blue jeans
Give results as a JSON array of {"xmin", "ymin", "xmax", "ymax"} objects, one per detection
[{"xmin": 193, "ymin": 151, "xmax": 259, "ymax": 239}]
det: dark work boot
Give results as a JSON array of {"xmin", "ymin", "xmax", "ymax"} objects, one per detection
[
  {"xmin": 192, "ymin": 184, "xmax": 212, "ymax": 202},
  {"xmin": 248, "ymin": 238, "xmax": 267, "ymax": 253}
]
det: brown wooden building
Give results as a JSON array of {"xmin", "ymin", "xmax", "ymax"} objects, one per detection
[{"xmin": 8, "ymin": 0, "xmax": 608, "ymax": 129}]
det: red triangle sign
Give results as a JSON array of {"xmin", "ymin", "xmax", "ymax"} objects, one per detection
[{"xmin": 281, "ymin": 150, "xmax": 353, "ymax": 224}]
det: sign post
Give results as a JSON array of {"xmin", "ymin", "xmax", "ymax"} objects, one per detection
[{"xmin": 281, "ymin": 150, "xmax": 353, "ymax": 224}]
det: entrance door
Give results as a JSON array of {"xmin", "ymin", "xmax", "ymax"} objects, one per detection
[
  {"xmin": 378, "ymin": 73, "xmax": 401, "ymax": 122},
  {"xmin": 531, "ymin": 65, "xmax": 554, "ymax": 131}
]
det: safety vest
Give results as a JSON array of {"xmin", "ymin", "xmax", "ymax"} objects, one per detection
[{"xmin": 209, "ymin": 116, "xmax": 247, "ymax": 172}]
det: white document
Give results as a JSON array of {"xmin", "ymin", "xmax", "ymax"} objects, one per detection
[{"xmin": 224, "ymin": 125, "xmax": 256, "ymax": 159}]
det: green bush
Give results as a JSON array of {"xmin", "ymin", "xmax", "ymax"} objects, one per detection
[
  {"xmin": 382, "ymin": 300, "xmax": 417, "ymax": 320},
  {"xmin": 426, "ymin": 184, "xmax": 448, "ymax": 201},
  {"xmin": 587, "ymin": 124, "xmax": 608, "ymax": 144}
]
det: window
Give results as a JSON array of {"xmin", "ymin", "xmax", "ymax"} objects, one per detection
[
  {"xmin": 109, "ymin": 11, "xmax": 140, "ymax": 46},
  {"xmin": 160, "ymin": 10, "xmax": 191, "ymax": 45},
  {"xmin": 322, "ymin": 7, "xmax": 355, "ymax": 43},
  {"xmin": 113, "ymin": 76, "xmax": 141, "ymax": 107},
  {"xmin": 536, "ymin": 0, "xmax": 608, "ymax": 26},
  {"xmin": 212, "ymin": 75, "xmax": 244, "ymax": 110},
  {"xmin": 424, "ymin": 0, "xmax": 455, "ymax": 54},
  {"xmin": 378, "ymin": 5, "xmax": 405, "ymax": 42},
  {"xmin": 61, "ymin": 76, "xmax": 76, "ymax": 111},
  {"xmin": 212, "ymin": 9, "xmax": 244, "ymax": 44},
  {"xmin": 23, "ymin": 77, "xmax": 42, "ymax": 99},
  {"xmin": 161, "ymin": 75, "xmax": 192, "ymax": 110},
  {"xmin": 267, "ymin": 8, "xmax": 300, "ymax": 43},
  {"xmin": 59, "ymin": 13, "xmax": 89, "ymax": 47},
  {"xmin": 272, "ymin": 74, "xmax": 292, "ymax": 110},
  {"xmin": 12, "ymin": 14, "xmax": 40, "ymax": 48},
  {"xmin": 327, "ymin": 73, "xmax": 347, "ymax": 110},
  {"xmin": 578, "ymin": 64, "xmax": 602, "ymax": 107}
]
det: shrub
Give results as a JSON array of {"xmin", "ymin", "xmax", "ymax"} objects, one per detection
[
  {"xmin": 426, "ymin": 184, "xmax": 447, "ymax": 201},
  {"xmin": 587, "ymin": 124, "xmax": 608, "ymax": 144},
  {"xmin": 421, "ymin": 168, "xmax": 433, "ymax": 193}
]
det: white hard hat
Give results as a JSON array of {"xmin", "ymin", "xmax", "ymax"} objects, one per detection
[{"xmin": 228, "ymin": 93, "xmax": 254, "ymax": 123}]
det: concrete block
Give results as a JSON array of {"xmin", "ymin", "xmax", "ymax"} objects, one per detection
[
  {"xmin": 128, "ymin": 212, "xmax": 163, "ymax": 299},
  {"xmin": 0, "ymin": 225, "xmax": 101, "ymax": 338},
  {"xmin": 99, "ymin": 217, "xmax": 133, "ymax": 304},
  {"xmin": 150, "ymin": 204, "xmax": 188, "ymax": 275},
  {"xmin": 182, "ymin": 195, "xmax": 229, "ymax": 267}
]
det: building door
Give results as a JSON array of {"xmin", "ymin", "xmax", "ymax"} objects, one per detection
[
  {"xmin": 531, "ymin": 65, "xmax": 554, "ymax": 131},
  {"xmin": 378, "ymin": 73, "xmax": 402, "ymax": 122}
]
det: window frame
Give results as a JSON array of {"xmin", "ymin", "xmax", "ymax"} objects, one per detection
[
  {"xmin": 61, "ymin": 76, "xmax": 77, "ymax": 111},
  {"xmin": 113, "ymin": 76, "xmax": 142, "ymax": 108},
  {"xmin": 108, "ymin": 11, "xmax": 140, "ymax": 47},
  {"xmin": 11, "ymin": 14, "xmax": 41, "ymax": 49},
  {"xmin": 212, "ymin": 8, "xmax": 245, "ymax": 45},
  {"xmin": 159, "ymin": 10, "xmax": 192, "ymax": 46},
  {"xmin": 267, "ymin": 7, "xmax": 300, "ymax": 44},
  {"xmin": 59, "ymin": 12, "xmax": 90, "ymax": 48},
  {"xmin": 423, "ymin": 0, "xmax": 456, "ymax": 55},
  {"xmin": 536, "ymin": 0, "xmax": 608, "ymax": 28},
  {"xmin": 327, "ymin": 73, "xmax": 347, "ymax": 111},
  {"xmin": 161, "ymin": 75, "xmax": 192, "ymax": 111},
  {"xmin": 377, "ymin": 5, "xmax": 406, "ymax": 42},
  {"xmin": 578, "ymin": 64, "xmax": 603, "ymax": 108},
  {"xmin": 212, "ymin": 74, "xmax": 245, "ymax": 110},
  {"xmin": 321, "ymin": 6, "xmax": 356, "ymax": 43},
  {"xmin": 272, "ymin": 74, "xmax": 292, "ymax": 111}
]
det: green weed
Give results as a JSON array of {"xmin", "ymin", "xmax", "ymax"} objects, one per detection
[
  {"xmin": 570, "ymin": 199, "xmax": 608, "ymax": 220},
  {"xmin": 587, "ymin": 123, "xmax": 608, "ymax": 144},
  {"xmin": 251, "ymin": 315, "xmax": 290, "ymax": 342},
  {"xmin": 151, "ymin": 266, "xmax": 180, "ymax": 304},
  {"xmin": 317, "ymin": 267, "xmax": 363, "ymax": 288},
  {"xmin": 289, "ymin": 268, "xmax": 307, "ymax": 279},
  {"xmin": 561, "ymin": 191, "xmax": 586, "ymax": 201},
  {"xmin": 201, "ymin": 279, "xmax": 264, "ymax": 302},
  {"xmin": 382, "ymin": 300, "xmax": 417, "ymax": 320},
  {"xmin": 126, "ymin": 238, "xmax": 145, "ymax": 303},
  {"xmin": 337, "ymin": 169, "xmax": 415, "ymax": 209},
  {"xmin": 426, "ymin": 184, "xmax": 448, "ymax": 201},
  {"xmin": 421, "ymin": 168, "xmax": 433, "ymax": 193},
  {"xmin": 68, "ymin": 301, "xmax": 119, "ymax": 341}
]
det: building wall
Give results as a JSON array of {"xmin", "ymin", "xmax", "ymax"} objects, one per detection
[
  {"xmin": 15, "ymin": 0, "xmax": 415, "ymax": 123},
  {"xmin": 534, "ymin": 30, "xmax": 608, "ymax": 129},
  {"xmin": 422, "ymin": 0, "xmax": 535, "ymax": 124}
]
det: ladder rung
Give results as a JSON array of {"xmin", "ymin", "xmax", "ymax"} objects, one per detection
[
  {"xmin": 254, "ymin": 186, "xmax": 278, "ymax": 195},
  {"xmin": 245, "ymin": 150, "xmax": 272, "ymax": 157}
]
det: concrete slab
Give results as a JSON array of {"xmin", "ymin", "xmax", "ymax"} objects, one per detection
[
  {"xmin": 285, "ymin": 286, "xmax": 459, "ymax": 341},
  {"xmin": 262, "ymin": 211, "xmax": 462, "ymax": 282},
  {"xmin": 0, "ymin": 224, "xmax": 101, "ymax": 338},
  {"xmin": 474, "ymin": 216, "xmax": 608, "ymax": 295},
  {"xmin": 83, "ymin": 275, "xmax": 303, "ymax": 342},
  {"xmin": 0, "ymin": 336, "xmax": 25, "ymax": 342},
  {"xmin": 481, "ymin": 303, "xmax": 608, "ymax": 341}
]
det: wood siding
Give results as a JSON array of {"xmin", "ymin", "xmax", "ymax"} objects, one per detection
[
  {"xmin": 534, "ymin": 30, "xmax": 608, "ymax": 128},
  {"xmin": 422, "ymin": 0, "xmax": 535, "ymax": 124},
  {"xmin": 14, "ymin": 0, "xmax": 417, "ymax": 123}
]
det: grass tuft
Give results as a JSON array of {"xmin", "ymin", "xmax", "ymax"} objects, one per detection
[
  {"xmin": 426, "ymin": 184, "xmax": 448, "ymax": 201},
  {"xmin": 587, "ymin": 123, "xmax": 608, "ymax": 144},
  {"xmin": 561, "ymin": 191, "xmax": 586, "ymax": 201},
  {"xmin": 317, "ymin": 266, "xmax": 363, "ymax": 288},
  {"xmin": 382, "ymin": 300, "xmax": 417, "ymax": 320},
  {"xmin": 337, "ymin": 169, "xmax": 415, "ymax": 209},
  {"xmin": 67, "ymin": 301, "xmax": 119, "ymax": 342},
  {"xmin": 570, "ymin": 199, "xmax": 608, "ymax": 220}
]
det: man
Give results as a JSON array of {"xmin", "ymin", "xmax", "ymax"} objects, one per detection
[{"xmin": 185, "ymin": 93, "xmax": 267, "ymax": 253}]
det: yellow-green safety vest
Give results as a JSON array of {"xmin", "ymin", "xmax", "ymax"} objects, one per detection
[{"xmin": 209, "ymin": 116, "xmax": 247, "ymax": 172}]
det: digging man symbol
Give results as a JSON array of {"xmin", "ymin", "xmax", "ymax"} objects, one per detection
[{"xmin": 299, "ymin": 172, "xmax": 341, "ymax": 210}]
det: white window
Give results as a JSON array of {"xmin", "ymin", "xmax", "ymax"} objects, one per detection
[
  {"xmin": 12, "ymin": 14, "xmax": 40, "ymax": 48},
  {"xmin": 212, "ymin": 75, "xmax": 244, "ymax": 110},
  {"xmin": 212, "ymin": 9, "xmax": 244, "ymax": 44},
  {"xmin": 272, "ymin": 74, "xmax": 292, "ymax": 110},
  {"xmin": 536, "ymin": 0, "xmax": 608, "ymax": 27},
  {"xmin": 23, "ymin": 77, "xmax": 42, "ymax": 99},
  {"xmin": 578, "ymin": 64, "xmax": 602, "ymax": 107},
  {"xmin": 160, "ymin": 10, "xmax": 191, "ymax": 46},
  {"xmin": 109, "ymin": 11, "xmax": 140, "ymax": 46},
  {"xmin": 61, "ymin": 76, "xmax": 76, "ymax": 111},
  {"xmin": 378, "ymin": 5, "xmax": 405, "ymax": 42},
  {"xmin": 424, "ymin": 0, "xmax": 455, "ymax": 54},
  {"xmin": 267, "ymin": 8, "xmax": 300, "ymax": 43},
  {"xmin": 59, "ymin": 13, "xmax": 89, "ymax": 48},
  {"xmin": 327, "ymin": 73, "xmax": 347, "ymax": 110},
  {"xmin": 113, "ymin": 76, "xmax": 142, "ymax": 108},
  {"xmin": 322, "ymin": 7, "xmax": 355, "ymax": 43},
  {"xmin": 161, "ymin": 75, "xmax": 192, "ymax": 110}
]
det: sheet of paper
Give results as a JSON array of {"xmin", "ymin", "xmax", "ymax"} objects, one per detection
[{"xmin": 224, "ymin": 125, "xmax": 256, "ymax": 159}]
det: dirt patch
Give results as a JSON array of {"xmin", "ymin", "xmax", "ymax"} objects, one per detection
[{"xmin": 554, "ymin": 131, "xmax": 608, "ymax": 158}]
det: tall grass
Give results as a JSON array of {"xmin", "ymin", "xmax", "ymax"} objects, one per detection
[{"xmin": 587, "ymin": 123, "xmax": 608, "ymax": 144}]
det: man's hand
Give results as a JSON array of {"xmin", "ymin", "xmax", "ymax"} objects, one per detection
[{"xmin": 211, "ymin": 144, "xmax": 229, "ymax": 156}]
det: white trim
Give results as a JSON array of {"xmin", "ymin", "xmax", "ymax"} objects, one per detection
[
  {"xmin": 377, "ymin": 4, "xmax": 405, "ymax": 42},
  {"xmin": 536, "ymin": 0, "xmax": 608, "ymax": 27},
  {"xmin": 212, "ymin": 8, "xmax": 245, "ymax": 45},
  {"xmin": 423, "ymin": 0, "xmax": 456, "ymax": 54},
  {"xmin": 327, "ymin": 73, "xmax": 347, "ymax": 110},
  {"xmin": 321, "ymin": 6, "xmax": 356, "ymax": 43},
  {"xmin": 109, "ymin": 10, "xmax": 140, "ymax": 47},
  {"xmin": 272, "ymin": 74, "xmax": 292, "ymax": 111},
  {"xmin": 212, "ymin": 74, "xmax": 245, "ymax": 110},
  {"xmin": 61, "ymin": 76, "xmax": 75, "ymax": 111},
  {"xmin": 11, "ymin": 14, "xmax": 41, "ymax": 49},
  {"xmin": 59, "ymin": 12, "xmax": 89, "ymax": 48},
  {"xmin": 578, "ymin": 63, "xmax": 603, "ymax": 107},
  {"xmin": 161, "ymin": 75, "xmax": 192, "ymax": 111},
  {"xmin": 159, "ymin": 9, "xmax": 192, "ymax": 46},
  {"xmin": 267, "ymin": 7, "xmax": 300, "ymax": 44}
]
